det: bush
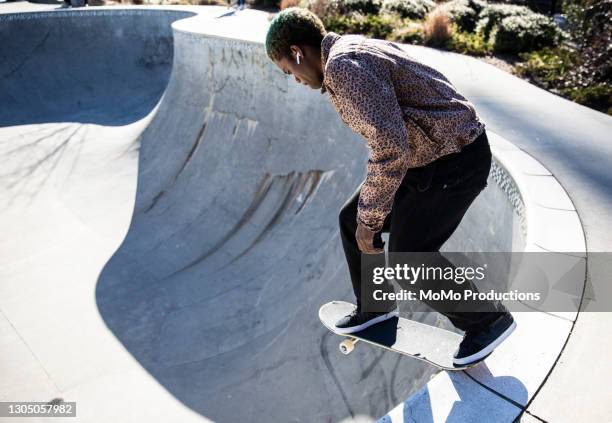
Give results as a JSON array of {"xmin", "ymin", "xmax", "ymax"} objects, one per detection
[
  {"xmin": 340, "ymin": 0, "xmax": 383, "ymax": 14},
  {"xmin": 390, "ymin": 20, "xmax": 424, "ymax": 44},
  {"xmin": 464, "ymin": 0, "xmax": 487, "ymax": 14},
  {"xmin": 423, "ymin": 6, "xmax": 452, "ymax": 47},
  {"xmin": 561, "ymin": 0, "xmax": 611, "ymax": 96},
  {"xmin": 491, "ymin": 14, "xmax": 563, "ymax": 53},
  {"xmin": 515, "ymin": 46, "xmax": 579, "ymax": 88},
  {"xmin": 323, "ymin": 13, "xmax": 396, "ymax": 38},
  {"xmin": 308, "ymin": 0, "xmax": 385, "ymax": 15},
  {"xmin": 561, "ymin": 84, "xmax": 612, "ymax": 115},
  {"xmin": 305, "ymin": 0, "xmax": 345, "ymax": 17},
  {"xmin": 442, "ymin": 0, "xmax": 487, "ymax": 32},
  {"xmin": 476, "ymin": 3, "xmax": 533, "ymax": 39},
  {"xmin": 381, "ymin": 0, "xmax": 435, "ymax": 20},
  {"xmin": 447, "ymin": 27, "xmax": 492, "ymax": 55},
  {"xmin": 560, "ymin": 0, "xmax": 586, "ymax": 41},
  {"xmin": 443, "ymin": 2, "xmax": 478, "ymax": 32},
  {"xmin": 516, "ymin": 45, "xmax": 612, "ymax": 115},
  {"xmin": 493, "ymin": 0, "xmax": 529, "ymax": 5},
  {"xmin": 496, "ymin": 0, "xmax": 559, "ymax": 14}
]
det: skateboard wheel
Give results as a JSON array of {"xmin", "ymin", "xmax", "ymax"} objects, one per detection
[{"xmin": 339, "ymin": 338, "xmax": 356, "ymax": 355}]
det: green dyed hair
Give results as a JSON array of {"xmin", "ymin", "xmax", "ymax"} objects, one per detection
[{"xmin": 265, "ymin": 7, "xmax": 327, "ymax": 62}]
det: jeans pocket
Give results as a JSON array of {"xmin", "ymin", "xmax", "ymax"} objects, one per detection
[
  {"xmin": 439, "ymin": 151, "xmax": 490, "ymax": 191},
  {"xmin": 438, "ymin": 156, "xmax": 468, "ymax": 190}
]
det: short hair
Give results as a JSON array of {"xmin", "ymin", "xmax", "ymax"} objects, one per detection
[{"xmin": 265, "ymin": 7, "xmax": 327, "ymax": 62}]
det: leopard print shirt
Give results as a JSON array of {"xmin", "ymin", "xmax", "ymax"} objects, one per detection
[{"xmin": 320, "ymin": 31, "xmax": 486, "ymax": 232}]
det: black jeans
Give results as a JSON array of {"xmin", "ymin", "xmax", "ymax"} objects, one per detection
[{"xmin": 339, "ymin": 130, "xmax": 507, "ymax": 332}]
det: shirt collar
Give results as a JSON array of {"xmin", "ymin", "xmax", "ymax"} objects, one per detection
[{"xmin": 320, "ymin": 31, "xmax": 341, "ymax": 95}]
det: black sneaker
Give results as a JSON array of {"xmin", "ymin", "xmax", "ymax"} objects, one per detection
[
  {"xmin": 453, "ymin": 313, "xmax": 516, "ymax": 366},
  {"xmin": 334, "ymin": 307, "xmax": 398, "ymax": 334}
]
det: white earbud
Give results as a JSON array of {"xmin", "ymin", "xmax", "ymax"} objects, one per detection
[{"xmin": 296, "ymin": 52, "xmax": 301, "ymax": 64}]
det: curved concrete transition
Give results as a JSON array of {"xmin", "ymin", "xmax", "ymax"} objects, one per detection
[{"xmin": 0, "ymin": 5, "xmax": 598, "ymax": 423}]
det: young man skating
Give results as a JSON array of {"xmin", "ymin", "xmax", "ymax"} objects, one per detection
[{"xmin": 265, "ymin": 7, "xmax": 516, "ymax": 366}]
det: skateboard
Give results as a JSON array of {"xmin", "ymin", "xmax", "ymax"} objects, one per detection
[{"xmin": 319, "ymin": 301, "xmax": 483, "ymax": 370}]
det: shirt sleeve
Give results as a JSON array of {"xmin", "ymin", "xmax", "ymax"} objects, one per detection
[{"xmin": 327, "ymin": 56, "xmax": 410, "ymax": 232}]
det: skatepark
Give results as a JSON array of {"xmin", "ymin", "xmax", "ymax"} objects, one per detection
[{"xmin": 1, "ymin": 3, "xmax": 611, "ymax": 422}]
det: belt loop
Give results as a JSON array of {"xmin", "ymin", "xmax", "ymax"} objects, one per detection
[{"xmin": 417, "ymin": 162, "xmax": 436, "ymax": 192}]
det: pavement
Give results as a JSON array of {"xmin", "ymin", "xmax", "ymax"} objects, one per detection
[{"xmin": 1, "ymin": 3, "xmax": 611, "ymax": 423}]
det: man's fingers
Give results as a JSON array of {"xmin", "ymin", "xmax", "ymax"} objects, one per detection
[
  {"xmin": 363, "ymin": 246, "xmax": 384, "ymax": 254},
  {"xmin": 355, "ymin": 223, "xmax": 385, "ymax": 254},
  {"xmin": 357, "ymin": 236, "xmax": 367, "ymax": 253},
  {"xmin": 356, "ymin": 233, "xmax": 383, "ymax": 254},
  {"xmin": 356, "ymin": 233, "xmax": 364, "ymax": 252}
]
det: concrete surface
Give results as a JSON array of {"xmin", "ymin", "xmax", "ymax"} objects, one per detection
[{"xmin": 0, "ymin": 3, "xmax": 610, "ymax": 423}]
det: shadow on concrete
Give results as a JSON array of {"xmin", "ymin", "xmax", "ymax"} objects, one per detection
[
  {"xmin": 0, "ymin": 9, "xmax": 194, "ymax": 127},
  {"xmin": 378, "ymin": 364, "xmax": 528, "ymax": 422}
]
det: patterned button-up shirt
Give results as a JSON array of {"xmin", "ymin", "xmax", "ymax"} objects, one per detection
[{"xmin": 320, "ymin": 31, "xmax": 486, "ymax": 232}]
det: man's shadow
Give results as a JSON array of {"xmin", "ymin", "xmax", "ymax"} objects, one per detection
[{"xmin": 378, "ymin": 361, "xmax": 528, "ymax": 422}]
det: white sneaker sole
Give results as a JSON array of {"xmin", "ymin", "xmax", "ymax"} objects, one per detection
[
  {"xmin": 334, "ymin": 310, "xmax": 399, "ymax": 335},
  {"xmin": 453, "ymin": 320, "xmax": 517, "ymax": 366}
]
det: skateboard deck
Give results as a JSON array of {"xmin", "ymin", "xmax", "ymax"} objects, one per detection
[{"xmin": 319, "ymin": 301, "xmax": 481, "ymax": 370}]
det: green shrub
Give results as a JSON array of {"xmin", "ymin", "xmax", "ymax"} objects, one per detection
[
  {"xmin": 323, "ymin": 13, "xmax": 395, "ymax": 39},
  {"xmin": 306, "ymin": 0, "xmax": 383, "ymax": 18},
  {"xmin": 447, "ymin": 27, "xmax": 492, "ymax": 55},
  {"xmin": 339, "ymin": 0, "xmax": 383, "ymax": 14},
  {"xmin": 491, "ymin": 14, "xmax": 563, "ymax": 53},
  {"xmin": 496, "ymin": 0, "xmax": 556, "ymax": 14},
  {"xmin": 305, "ymin": 0, "xmax": 344, "ymax": 18},
  {"xmin": 467, "ymin": 0, "xmax": 489, "ymax": 14},
  {"xmin": 515, "ymin": 46, "xmax": 579, "ymax": 88},
  {"xmin": 561, "ymin": 84, "xmax": 612, "ymax": 115},
  {"xmin": 390, "ymin": 20, "xmax": 424, "ymax": 44},
  {"xmin": 381, "ymin": 0, "xmax": 435, "ymax": 20},
  {"xmin": 443, "ymin": 2, "xmax": 477, "ymax": 32},
  {"xmin": 560, "ymin": 0, "xmax": 586, "ymax": 41},
  {"xmin": 476, "ymin": 3, "xmax": 532, "ymax": 39},
  {"xmin": 493, "ymin": 0, "xmax": 529, "ymax": 5},
  {"xmin": 561, "ymin": 1, "xmax": 611, "ymax": 97},
  {"xmin": 442, "ymin": 0, "xmax": 486, "ymax": 32}
]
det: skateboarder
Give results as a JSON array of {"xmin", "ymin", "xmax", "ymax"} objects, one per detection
[{"xmin": 265, "ymin": 8, "xmax": 516, "ymax": 366}]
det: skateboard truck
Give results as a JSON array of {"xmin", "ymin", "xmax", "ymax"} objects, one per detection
[{"xmin": 339, "ymin": 337, "xmax": 360, "ymax": 355}]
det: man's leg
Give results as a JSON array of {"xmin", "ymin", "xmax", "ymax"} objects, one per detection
[
  {"xmin": 334, "ymin": 183, "xmax": 399, "ymax": 334},
  {"xmin": 386, "ymin": 132, "xmax": 507, "ymax": 332},
  {"xmin": 338, "ymin": 183, "xmax": 394, "ymax": 310}
]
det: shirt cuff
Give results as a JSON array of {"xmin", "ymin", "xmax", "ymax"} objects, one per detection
[{"xmin": 356, "ymin": 213, "xmax": 384, "ymax": 233}]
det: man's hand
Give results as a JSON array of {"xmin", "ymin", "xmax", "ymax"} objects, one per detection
[{"xmin": 356, "ymin": 222, "xmax": 385, "ymax": 254}]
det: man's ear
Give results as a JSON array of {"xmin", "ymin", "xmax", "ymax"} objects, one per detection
[{"xmin": 290, "ymin": 45, "xmax": 303, "ymax": 60}]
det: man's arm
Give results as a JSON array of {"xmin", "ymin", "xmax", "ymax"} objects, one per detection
[{"xmin": 327, "ymin": 56, "xmax": 410, "ymax": 233}]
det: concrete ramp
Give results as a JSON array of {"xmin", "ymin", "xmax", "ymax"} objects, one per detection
[
  {"xmin": 93, "ymin": 10, "xmax": 431, "ymax": 422},
  {"xmin": 1, "ymin": 7, "xmax": 534, "ymax": 423},
  {"xmin": 1, "ymin": 8, "xmax": 439, "ymax": 422}
]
